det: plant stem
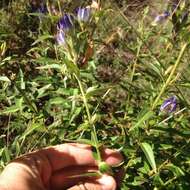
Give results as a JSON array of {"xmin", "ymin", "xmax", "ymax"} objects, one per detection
[
  {"xmin": 152, "ymin": 43, "xmax": 188, "ymax": 109},
  {"xmin": 74, "ymin": 74, "xmax": 101, "ymax": 162}
]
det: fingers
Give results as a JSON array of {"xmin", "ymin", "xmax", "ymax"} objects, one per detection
[
  {"xmin": 40, "ymin": 143, "xmax": 123, "ymax": 172},
  {"xmin": 67, "ymin": 175, "xmax": 116, "ymax": 190},
  {"xmin": 95, "ymin": 175, "xmax": 117, "ymax": 190},
  {"xmin": 101, "ymin": 148, "xmax": 123, "ymax": 167},
  {"xmin": 0, "ymin": 162, "xmax": 45, "ymax": 190},
  {"xmin": 41, "ymin": 143, "xmax": 123, "ymax": 189},
  {"xmin": 40, "ymin": 143, "xmax": 96, "ymax": 171},
  {"xmin": 50, "ymin": 166, "xmax": 99, "ymax": 189},
  {"xmin": 8, "ymin": 143, "xmax": 123, "ymax": 190},
  {"xmin": 50, "ymin": 166, "xmax": 118, "ymax": 190}
]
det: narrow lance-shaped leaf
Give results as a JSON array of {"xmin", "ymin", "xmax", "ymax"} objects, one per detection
[
  {"xmin": 140, "ymin": 142, "xmax": 157, "ymax": 173},
  {"xmin": 165, "ymin": 163, "xmax": 185, "ymax": 177},
  {"xmin": 129, "ymin": 110, "xmax": 153, "ymax": 132}
]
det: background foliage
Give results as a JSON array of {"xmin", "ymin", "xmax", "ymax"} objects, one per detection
[{"xmin": 1, "ymin": 0, "xmax": 190, "ymax": 189}]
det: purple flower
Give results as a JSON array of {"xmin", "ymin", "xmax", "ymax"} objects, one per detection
[
  {"xmin": 56, "ymin": 30, "xmax": 66, "ymax": 45},
  {"xmin": 160, "ymin": 96, "xmax": 177, "ymax": 113},
  {"xmin": 164, "ymin": 11, "xmax": 170, "ymax": 17},
  {"xmin": 152, "ymin": 11, "xmax": 170, "ymax": 25},
  {"xmin": 57, "ymin": 14, "xmax": 73, "ymax": 31},
  {"xmin": 76, "ymin": 7, "xmax": 91, "ymax": 22}
]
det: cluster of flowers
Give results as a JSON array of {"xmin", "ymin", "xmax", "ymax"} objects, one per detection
[
  {"xmin": 56, "ymin": 7, "xmax": 91, "ymax": 45},
  {"xmin": 31, "ymin": 2, "xmax": 178, "ymax": 114}
]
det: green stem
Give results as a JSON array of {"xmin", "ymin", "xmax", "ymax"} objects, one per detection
[
  {"xmin": 152, "ymin": 43, "xmax": 188, "ymax": 109},
  {"xmin": 74, "ymin": 74, "xmax": 101, "ymax": 162},
  {"xmin": 57, "ymin": 0, "xmax": 62, "ymax": 16},
  {"xmin": 130, "ymin": 42, "xmax": 141, "ymax": 82}
]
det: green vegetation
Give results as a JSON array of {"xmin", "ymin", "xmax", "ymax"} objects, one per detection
[{"xmin": 1, "ymin": 0, "xmax": 190, "ymax": 189}]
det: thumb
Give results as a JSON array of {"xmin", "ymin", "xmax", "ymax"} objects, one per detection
[{"xmin": 68, "ymin": 175, "xmax": 116, "ymax": 190}]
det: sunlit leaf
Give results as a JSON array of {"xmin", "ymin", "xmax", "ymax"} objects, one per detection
[
  {"xmin": 0, "ymin": 76, "xmax": 10, "ymax": 82},
  {"xmin": 140, "ymin": 142, "xmax": 157, "ymax": 173}
]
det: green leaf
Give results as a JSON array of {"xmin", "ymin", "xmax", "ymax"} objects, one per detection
[
  {"xmin": 37, "ymin": 84, "xmax": 52, "ymax": 98},
  {"xmin": 32, "ymin": 34, "xmax": 54, "ymax": 46},
  {"xmin": 63, "ymin": 59, "xmax": 80, "ymax": 76},
  {"xmin": 160, "ymin": 144, "xmax": 173, "ymax": 150},
  {"xmin": 62, "ymin": 139, "xmax": 96, "ymax": 147},
  {"xmin": 129, "ymin": 110, "xmax": 153, "ymax": 132},
  {"xmin": 86, "ymin": 86, "xmax": 110, "ymax": 99},
  {"xmin": 165, "ymin": 163, "xmax": 185, "ymax": 177},
  {"xmin": 16, "ymin": 97, "xmax": 23, "ymax": 110},
  {"xmin": 0, "ymin": 97, "xmax": 24, "ymax": 115},
  {"xmin": 140, "ymin": 142, "xmax": 157, "ymax": 173},
  {"xmin": 2, "ymin": 147, "xmax": 11, "ymax": 163},
  {"xmin": 0, "ymin": 76, "xmax": 11, "ymax": 82},
  {"xmin": 1, "ymin": 106, "xmax": 18, "ymax": 114},
  {"xmin": 153, "ymin": 174, "xmax": 164, "ymax": 186},
  {"xmin": 66, "ymin": 172, "xmax": 101, "ymax": 179},
  {"xmin": 147, "ymin": 61, "xmax": 164, "ymax": 81},
  {"xmin": 0, "ymin": 57, "xmax": 12, "ymax": 66},
  {"xmin": 21, "ymin": 123, "xmax": 47, "ymax": 139},
  {"xmin": 49, "ymin": 97, "xmax": 70, "ymax": 107},
  {"xmin": 69, "ymin": 107, "xmax": 81, "ymax": 124},
  {"xmin": 34, "ymin": 57, "xmax": 60, "ymax": 65},
  {"xmin": 36, "ymin": 64, "xmax": 62, "ymax": 70}
]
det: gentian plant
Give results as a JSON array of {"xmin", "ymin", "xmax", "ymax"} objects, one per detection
[{"xmin": 55, "ymin": 1, "xmax": 113, "ymax": 176}]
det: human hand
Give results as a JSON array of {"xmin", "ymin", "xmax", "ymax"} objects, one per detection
[{"xmin": 0, "ymin": 143, "xmax": 123, "ymax": 190}]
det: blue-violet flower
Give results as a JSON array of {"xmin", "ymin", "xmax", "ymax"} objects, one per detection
[
  {"xmin": 57, "ymin": 14, "xmax": 73, "ymax": 31},
  {"xmin": 77, "ymin": 7, "xmax": 91, "ymax": 22},
  {"xmin": 160, "ymin": 96, "xmax": 177, "ymax": 113},
  {"xmin": 152, "ymin": 11, "xmax": 170, "ymax": 25}
]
